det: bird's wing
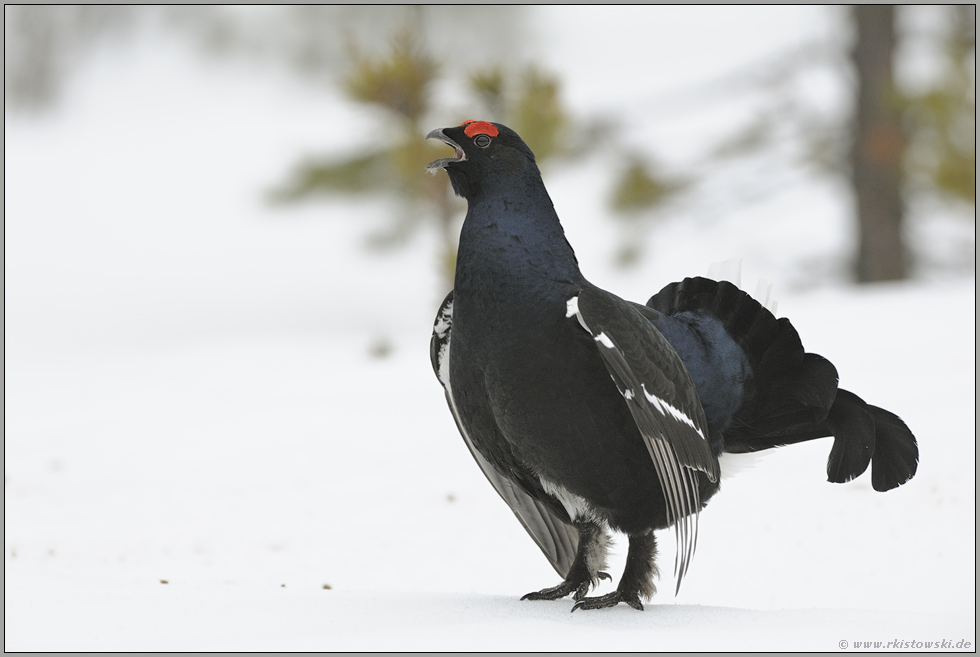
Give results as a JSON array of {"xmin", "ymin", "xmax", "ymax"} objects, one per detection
[
  {"xmin": 568, "ymin": 285, "xmax": 720, "ymax": 592},
  {"xmin": 430, "ymin": 291, "xmax": 580, "ymax": 578}
]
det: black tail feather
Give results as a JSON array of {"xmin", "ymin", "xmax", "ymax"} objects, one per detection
[
  {"xmin": 750, "ymin": 352, "xmax": 839, "ymax": 437},
  {"xmin": 648, "ymin": 277, "xmax": 839, "ymax": 445},
  {"xmin": 647, "ymin": 276, "xmax": 918, "ymax": 491},
  {"xmin": 824, "ymin": 389, "xmax": 875, "ymax": 484},
  {"xmin": 867, "ymin": 405, "xmax": 919, "ymax": 491}
]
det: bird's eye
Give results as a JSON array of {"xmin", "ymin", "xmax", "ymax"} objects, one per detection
[{"xmin": 474, "ymin": 134, "xmax": 491, "ymax": 148}]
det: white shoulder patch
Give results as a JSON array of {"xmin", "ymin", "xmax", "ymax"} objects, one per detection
[
  {"xmin": 565, "ymin": 295, "xmax": 579, "ymax": 319},
  {"xmin": 566, "ymin": 294, "xmax": 592, "ymax": 333},
  {"xmin": 437, "ymin": 341, "xmax": 451, "ymax": 390},
  {"xmin": 433, "ymin": 297, "xmax": 454, "ymax": 390},
  {"xmin": 434, "ymin": 299, "xmax": 453, "ymax": 337}
]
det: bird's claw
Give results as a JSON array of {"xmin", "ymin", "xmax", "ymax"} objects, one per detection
[
  {"xmin": 523, "ymin": 571, "xmax": 611, "ymax": 602},
  {"xmin": 571, "ymin": 590, "xmax": 644, "ymax": 612},
  {"xmin": 521, "ymin": 580, "xmax": 578, "ymax": 601},
  {"xmin": 572, "ymin": 572, "xmax": 612, "ymax": 601}
]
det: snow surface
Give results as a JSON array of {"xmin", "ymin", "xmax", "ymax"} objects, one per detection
[{"xmin": 5, "ymin": 8, "xmax": 976, "ymax": 652}]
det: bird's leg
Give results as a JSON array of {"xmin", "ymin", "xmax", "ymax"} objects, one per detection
[
  {"xmin": 572, "ymin": 530, "xmax": 658, "ymax": 611},
  {"xmin": 521, "ymin": 520, "xmax": 611, "ymax": 602}
]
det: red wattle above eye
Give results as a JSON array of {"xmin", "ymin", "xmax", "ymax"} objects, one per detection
[{"xmin": 462, "ymin": 121, "xmax": 499, "ymax": 138}]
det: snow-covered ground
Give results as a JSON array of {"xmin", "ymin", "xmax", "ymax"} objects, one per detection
[{"xmin": 5, "ymin": 8, "xmax": 976, "ymax": 651}]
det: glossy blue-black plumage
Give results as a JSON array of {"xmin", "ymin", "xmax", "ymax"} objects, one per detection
[{"xmin": 427, "ymin": 122, "xmax": 918, "ymax": 611}]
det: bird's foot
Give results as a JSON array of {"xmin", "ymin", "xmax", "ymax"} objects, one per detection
[
  {"xmin": 522, "ymin": 572, "xmax": 611, "ymax": 602},
  {"xmin": 571, "ymin": 589, "xmax": 644, "ymax": 612},
  {"xmin": 574, "ymin": 571, "xmax": 611, "ymax": 600}
]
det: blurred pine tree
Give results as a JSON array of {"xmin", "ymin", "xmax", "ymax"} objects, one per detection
[
  {"xmin": 269, "ymin": 23, "xmax": 599, "ymax": 292},
  {"xmin": 5, "ymin": 6, "xmax": 973, "ymax": 286}
]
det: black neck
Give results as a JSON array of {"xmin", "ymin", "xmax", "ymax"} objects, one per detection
[{"xmin": 454, "ymin": 172, "xmax": 583, "ymax": 290}]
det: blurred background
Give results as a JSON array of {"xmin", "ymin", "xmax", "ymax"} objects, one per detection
[
  {"xmin": 6, "ymin": 5, "xmax": 974, "ymax": 300},
  {"xmin": 5, "ymin": 7, "xmax": 977, "ymax": 643}
]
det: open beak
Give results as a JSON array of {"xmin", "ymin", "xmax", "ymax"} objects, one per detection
[{"xmin": 425, "ymin": 128, "xmax": 466, "ymax": 172}]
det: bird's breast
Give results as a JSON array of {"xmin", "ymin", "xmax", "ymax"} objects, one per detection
[{"xmin": 450, "ymin": 287, "xmax": 641, "ymax": 477}]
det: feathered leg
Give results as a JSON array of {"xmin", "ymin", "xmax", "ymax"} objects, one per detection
[
  {"xmin": 572, "ymin": 530, "xmax": 658, "ymax": 611},
  {"xmin": 521, "ymin": 520, "xmax": 611, "ymax": 602}
]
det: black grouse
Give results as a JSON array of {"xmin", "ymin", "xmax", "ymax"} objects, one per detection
[{"xmin": 426, "ymin": 120, "xmax": 918, "ymax": 611}]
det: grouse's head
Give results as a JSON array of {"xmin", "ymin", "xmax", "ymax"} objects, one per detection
[{"xmin": 425, "ymin": 121, "xmax": 538, "ymax": 199}]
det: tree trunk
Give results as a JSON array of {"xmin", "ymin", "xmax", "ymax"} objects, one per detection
[{"xmin": 850, "ymin": 5, "xmax": 907, "ymax": 283}]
